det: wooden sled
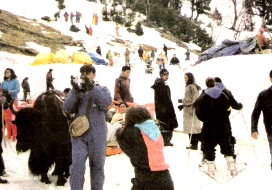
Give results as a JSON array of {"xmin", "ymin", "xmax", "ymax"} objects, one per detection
[{"xmin": 106, "ymin": 146, "xmax": 122, "ymax": 156}]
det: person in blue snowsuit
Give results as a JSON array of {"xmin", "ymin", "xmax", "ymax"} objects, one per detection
[{"xmin": 64, "ymin": 64, "xmax": 112, "ymax": 190}]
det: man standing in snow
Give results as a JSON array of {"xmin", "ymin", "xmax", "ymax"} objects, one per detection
[
  {"xmin": 70, "ymin": 12, "xmax": 74, "ymax": 24},
  {"xmin": 124, "ymin": 48, "xmax": 130, "ymax": 66},
  {"xmin": 114, "ymin": 66, "xmax": 134, "ymax": 104},
  {"xmin": 96, "ymin": 46, "xmax": 101, "ymax": 56},
  {"xmin": 151, "ymin": 69, "xmax": 178, "ymax": 146},
  {"xmin": 63, "ymin": 12, "xmax": 69, "ymax": 22},
  {"xmin": 75, "ymin": 11, "xmax": 82, "ymax": 23},
  {"xmin": 46, "ymin": 69, "xmax": 54, "ymax": 91},
  {"xmin": 194, "ymin": 77, "xmax": 236, "ymax": 176},
  {"xmin": 64, "ymin": 64, "xmax": 112, "ymax": 190},
  {"xmin": 54, "ymin": 11, "xmax": 60, "ymax": 21},
  {"xmin": 163, "ymin": 44, "xmax": 168, "ymax": 58},
  {"xmin": 185, "ymin": 49, "xmax": 190, "ymax": 61},
  {"xmin": 138, "ymin": 46, "xmax": 143, "ymax": 61},
  {"xmin": 251, "ymin": 70, "xmax": 272, "ymax": 170}
]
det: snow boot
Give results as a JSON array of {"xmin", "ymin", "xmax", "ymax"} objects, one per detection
[
  {"xmin": 161, "ymin": 131, "xmax": 173, "ymax": 146},
  {"xmin": 207, "ymin": 161, "xmax": 216, "ymax": 176},
  {"xmin": 202, "ymin": 159, "xmax": 216, "ymax": 176},
  {"xmin": 226, "ymin": 156, "xmax": 237, "ymax": 176},
  {"xmin": 0, "ymin": 177, "xmax": 7, "ymax": 184}
]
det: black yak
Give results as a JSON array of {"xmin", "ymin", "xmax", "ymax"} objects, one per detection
[{"xmin": 10, "ymin": 90, "xmax": 72, "ymax": 186}]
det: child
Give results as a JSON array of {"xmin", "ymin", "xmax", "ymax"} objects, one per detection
[{"xmin": 116, "ymin": 105, "xmax": 174, "ymax": 189}]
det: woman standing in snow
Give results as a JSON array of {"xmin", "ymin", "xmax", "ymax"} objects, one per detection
[
  {"xmin": 1, "ymin": 68, "xmax": 20, "ymax": 141},
  {"xmin": 178, "ymin": 72, "xmax": 201, "ymax": 150},
  {"xmin": 116, "ymin": 105, "xmax": 174, "ymax": 189},
  {"xmin": 1, "ymin": 68, "xmax": 20, "ymax": 100}
]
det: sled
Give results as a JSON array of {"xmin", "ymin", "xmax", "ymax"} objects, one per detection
[{"xmin": 106, "ymin": 146, "xmax": 122, "ymax": 156}]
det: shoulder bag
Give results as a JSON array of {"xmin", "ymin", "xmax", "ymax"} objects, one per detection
[{"xmin": 69, "ymin": 97, "xmax": 92, "ymax": 137}]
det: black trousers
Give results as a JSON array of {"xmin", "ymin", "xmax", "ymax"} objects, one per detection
[
  {"xmin": 0, "ymin": 125, "xmax": 5, "ymax": 173},
  {"xmin": 188, "ymin": 133, "xmax": 201, "ymax": 147},
  {"xmin": 46, "ymin": 82, "xmax": 54, "ymax": 91},
  {"xmin": 132, "ymin": 169, "xmax": 174, "ymax": 190},
  {"xmin": 161, "ymin": 131, "xmax": 173, "ymax": 145},
  {"xmin": 201, "ymin": 132, "xmax": 234, "ymax": 161}
]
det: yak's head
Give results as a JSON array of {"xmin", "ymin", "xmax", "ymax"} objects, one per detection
[{"xmin": 10, "ymin": 90, "xmax": 68, "ymax": 153}]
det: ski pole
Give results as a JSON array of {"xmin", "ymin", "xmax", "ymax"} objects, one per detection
[
  {"xmin": 240, "ymin": 110, "xmax": 258, "ymax": 160},
  {"xmin": 186, "ymin": 109, "xmax": 195, "ymax": 162}
]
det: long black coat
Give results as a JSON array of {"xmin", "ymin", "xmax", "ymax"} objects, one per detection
[{"xmin": 151, "ymin": 78, "xmax": 178, "ymax": 131}]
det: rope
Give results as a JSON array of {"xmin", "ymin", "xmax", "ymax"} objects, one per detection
[{"xmin": 240, "ymin": 110, "xmax": 258, "ymax": 160}]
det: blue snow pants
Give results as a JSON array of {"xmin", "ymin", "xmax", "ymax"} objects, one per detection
[{"xmin": 69, "ymin": 126, "xmax": 107, "ymax": 190}]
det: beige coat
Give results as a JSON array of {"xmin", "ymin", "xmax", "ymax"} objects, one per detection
[{"xmin": 182, "ymin": 84, "xmax": 201, "ymax": 134}]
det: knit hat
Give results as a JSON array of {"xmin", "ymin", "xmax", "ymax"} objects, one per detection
[{"xmin": 160, "ymin": 69, "xmax": 169, "ymax": 76}]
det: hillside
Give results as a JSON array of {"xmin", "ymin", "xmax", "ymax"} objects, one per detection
[{"xmin": 0, "ymin": 10, "xmax": 83, "ymax": 56}]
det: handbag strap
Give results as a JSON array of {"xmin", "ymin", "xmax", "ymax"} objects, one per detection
[{"xmin": 85, "ymin": 96, "xmax": 92, "ymax": 117}]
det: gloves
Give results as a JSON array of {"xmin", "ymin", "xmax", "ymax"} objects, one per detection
[
  {"xmin": 81, "ymin": 75, "xmax": 94, "ymax": 92},
  {"xmin": 70, "ymin": 75, "xmax": 80, "ymax": 91},
  {"xmin": 238, "ymin": 103, "xmax": 243, "ymax": 110},
  {"xmin": 178, "ymin": 105, "xmax": 183, "ymax": 111},
  {"xmin": 178, "ymin": 99, "xmax": 183, "ymax": 103}
]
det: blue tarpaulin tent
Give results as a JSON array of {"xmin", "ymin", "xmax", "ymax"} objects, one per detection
[
  {"xmin": 87, "ymin": 52, "xmax": 108, "ymax": 66},
  {"xmin": 195, "ymin": 37, "xmax": 257, "ymax": 64}
]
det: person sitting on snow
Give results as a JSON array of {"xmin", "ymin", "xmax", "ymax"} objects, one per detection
[
  {"xmin": 257, "ymin": 28, "xmax": 268, "ymax": 50},
  {"xmin": 106, "ymin": 102, "xmax": 128, "ymax": 145}
]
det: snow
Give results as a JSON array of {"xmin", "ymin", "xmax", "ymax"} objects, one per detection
[{"xmin": 0, "ymin": 0, "xmax": 272, "ymax": 189}]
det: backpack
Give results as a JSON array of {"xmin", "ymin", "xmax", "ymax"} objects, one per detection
[{"xmin": 106, "ymin": 53, "xmax": 109, "ymax": 59}]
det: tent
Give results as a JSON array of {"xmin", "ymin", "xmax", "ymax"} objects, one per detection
[
  {"xmin": 195, "ymin": 37, "xmax": 257, "ymax": 65},
  {"xmin": 87, "ymin": 52, "xmax": 108, "ymax": 66}
]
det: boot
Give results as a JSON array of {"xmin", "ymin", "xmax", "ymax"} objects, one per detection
[
  {"xmin": 202, "ymin": 159, "xmax": 216, "ymax": 176},
  {"xmin": 187, "ymin": 134, "xmax": 198, "ymax": 150},
  {"xmin": 226, "ymin": 156, "xmax": 237, "ymax": 176},
  {"xmin": 207, "ymin": 161, "xmax": 216, "ymax": 176},
  {"xmin": 161, "ymin": 131, "xmax": 173, "ymax": 146},
  {"xmin": 0, "ymin": 177, "xmax": 8, "ymax": 184}
]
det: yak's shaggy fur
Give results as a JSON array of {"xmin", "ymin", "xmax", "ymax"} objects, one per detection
[{"xmin": 10, "ymin": 90, "xmax": 72, "ymax": 186}]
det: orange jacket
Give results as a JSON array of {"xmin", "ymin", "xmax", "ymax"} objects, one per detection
[{"xmin": 257, "ymin": 33, "xmax": 267, "ymax": 48}]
